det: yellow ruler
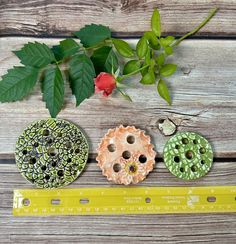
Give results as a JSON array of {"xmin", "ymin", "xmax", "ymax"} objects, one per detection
[{"xmin": 13, "ymin": 186, "xmax": 236, "ymax": 216}]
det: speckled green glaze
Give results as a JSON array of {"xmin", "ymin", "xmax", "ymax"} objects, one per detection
[
  {"xmin": 163, "ymin": 132, "xmax": 213, "ymax": 180},
  {"xmin": 15, "ymin": 118, "xmax": 89, "ymax": 188}
]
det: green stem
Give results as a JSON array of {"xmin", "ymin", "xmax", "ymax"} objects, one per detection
[
  {"xmin": 172, "ymin": 8, "xmax": 218, "ymax": 47},
  {"xmin": 117, "ymin": 64, "xmax": 149, "ymax": 81}
]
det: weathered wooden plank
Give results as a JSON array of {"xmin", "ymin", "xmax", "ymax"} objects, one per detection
[
  {"xmin": 0, "ymin": 0, "xmax": 235, "ymax": 37},
  {"xmin": 0, "ymin": 160, "xmax": 236, "ymax": 243},
  {"xmin": 0, "ymin": 37, "xmax": 236, "ymax": 158}
]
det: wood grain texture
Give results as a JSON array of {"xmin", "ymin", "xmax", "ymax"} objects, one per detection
[
  {"xmin": 0, "ymin": 0, "xmax": 235, "ymax": 37},
  {"xmin": 0, "ymin": 37, "xmax": 236, "ymax": 158},
  {"xmin": 1, "ymin": 160, "xmax": 236, "ymax": 243}
]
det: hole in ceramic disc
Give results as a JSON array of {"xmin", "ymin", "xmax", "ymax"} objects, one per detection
[
  {"xmin": 193, "ymin": 139, "xmax": 198, "ymax": 144},
  {"xmin": 67, "ymin": 158, "xmax": 72, "ymax": 163},
  {"xmin": 29, "ymin": 158, "xmax": 36, "ymax": 164},
  {"xmin": 185, "ymin": 151, "xmax": 193, "ymax": 160},
  {"xmin": 201, "ymin": 160, "xmax": 205, "ymax": 165},
  {"xmin": 43, "ymin": 129, "xmax": 50, "ymax": 136},
  {"xmin": 75, "ymin": 148, "xmax": 80, "ymax": 154},
  {"xmin": 129, "ymin": 164, "xmax": 137, "ymax": 173},
  {"xmin": 107, "ymin": 144, "xmax": 116, "ymax": 152},
  {"xmin": 22, "ymin": 198, "xmax": 30, "ymax": 206},
  {"xmin": 180, "ymin": 167, "xmax": 184, "ymax": 173},
  {"xmin": 182, "ymin": 138, "xmax": 189, "ymax": 145},
  {"xmin": 65, "ymin": 141, "xmax": 72, "ymax": 149},
  {"xmin": 41, "ymin": 165, "xmax": 46, "ymax": 171},
  {"xmin": 191, "ymin": 165, "xmax": 197, "ymax": 172},
  {"xmin": 47, "ymin": 138, "xmax": 53, "ymax": 144},
  {"xmin": 51, "ymin": 161, "xmax": 57, "ymax": 167},
  {"xmin": 48, "ymin": 148, "xmax": 58, "ymax": 157},
  {"xmin": 174, "ymin": 156, "xmax": 180, "ymax": 163},
  {"xmin": 22, "ymin": 149, "xmax": 27, "ymax": 155},
  {"xmin": 175, "ymin": 145, "xmax": 180, "ymax": 149},
  {"xmin": 113, "ymin": 163, "xmax": 121, "ymax": 173},
  {"xmin": 57, "ymin": 170, "xmax": 64, "ymax": 177},
  {"xmin": 34, "ymin": 142, "xmax": 39, "ymax": 147},
  {"xmin": 45, "ymin": 175, "xmax": 50, "ymax": 180},
  {"xmin": 200, "ymin": 148, "xmax": 206, "ymax": 154},
  {"xmin": 127, "ymin": 135, "xmax": 135, "ymax": 144},
  {"xmin": 122, "ymin": 151, "xmax": 131, "ymax": 159},
  {"xmin": 145, "ymin": 197, "xmax": 151, "ymax": 203},
  {"xmin": 139, "ymin": 154, "xmax": 147, "ymax": 163}
]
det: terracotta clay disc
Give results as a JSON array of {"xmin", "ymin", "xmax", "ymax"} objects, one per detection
[
  {"xmin": 163, "ymin": 131, "xmax": 213, "ymax": 180},
  {"xmin": 15, "ymin": 118, "xmax": 89, "ymax": 188},
  {"xmin": 96, "ymin": 125, "xmax": 156, "ymax": 185}
]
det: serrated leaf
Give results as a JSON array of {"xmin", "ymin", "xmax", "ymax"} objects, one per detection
[
  {"xmin": 0, "ymin": 66, "xmax": 38, "ymax": 102},
  {"xmin": 160, "ymin": 64, "xmax": 177, "ymax": 77},
  {"xmin": 74, "ymin": 24, "xmax": 111, "ymax": 48},
  {"xmin": 42, "ymin": 66, "xmax": 64, "ymax": 118},
  {"xmin": 151, "ymin": 8, "xmax": 161, "ymax": 37},
  {"xmin": 123, "ymin": 60, "xmax": 140, "ymax": 75},
  {"xmin": 157, "ymin": 79, "xmax": 171, "ymax": 105},
  {"xmin": 69, "ymin": 54, "xmax": 95, "ymax": 106},
  {"xmin": 136, "ymin": 36, "xmax": 148, "ymax": 59},
  {"xmin": 112, "ymin": 39, "xmax": 134, "ymax": 58},
  {"xmin": 160, "ymin": 36, "xmax": 175, "ymax": 46},
  {"xmin": 144, "ymin": 31, "xmax": 160, "ymax": 50},
  {"xmin": 91, "ymin": 46, "xmax": 118, "ymax": 75},
  {"xmin": 14, "ymin": 42, "xmax": 55, "ymax": 68},
  {"xmin": 51, "ymin": 45, "xmax": 64, "ymax": 61},
  {"xmin": 140, "ymin": 68, "xmax": 156, "ymax": 85},
  {"xmin": 156, "ymin": 53, "xmax": 165, "ymax": 66},
  {"xmin": 51, "ymin": 39, "xmax": 80, "ymax": 61},
  {"xmin": 164, "ymin": 46, "xmax": 173, "ymax": 55},
  {"xmin": 59, "ymin": 39, "xmax": 80, "ymax": 58}
]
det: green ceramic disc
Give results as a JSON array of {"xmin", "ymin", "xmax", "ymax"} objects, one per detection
[
  {"xmin": 15, "ymin": 118, "xmax": 89, "ymax": 188},
  {"xmin": 163, "ymin": 132, "xmax": 213, "ymax": 180}
]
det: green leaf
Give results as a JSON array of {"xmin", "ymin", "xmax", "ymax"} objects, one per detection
[
  {"xmin": 51, "ymin": 39, "xmax": 80, "ymax": 61},
  {"xmin": 151, "ymin": 8, "xmax": 161, "ymax": 37},
  {"xmin": 59, "ymin": 39, "xmax": 80, "ymax": 58},
  {"xmin": 42, "ymin": 66, "xmax": 64, "ymax": 118},
  {"xmin": 160, "ymin": 36, "xmax": 175, "ymax": 46},
  {"xmin": 164, "ymin": 46, "xmax": 173, "ymax": 56},
  {"xmin": 160, "ymin": 64, "xmax": 177, "ymax": 77},
  {"xmin": 156, "ymin": 53, "xmax": 165, "ymax": 66},
  {"xmin": 14, "ymin": 42, "xmax": 55, "ymax": 68},
  {"xmin": 112, "ymin": 39, "xmax": 134, "ymax": 58},
  {"xmin": 51, "ymin": 45, "xmax": 64, "ymax": 61},
  {"xmin": 140, "ymin": 68, "xmax": 156, "ymax": 85},
  {"xmin": 144, "ymin": 31, "xmax": 160, "ymax": 50},
  {"xmin": 74, "ymin": 24, "xmax": 111, "ymax": 48},
  {"xmin": 0, "ymin": 66, "xmax": 38, "ymax": 102},
  {"xmin": 123, "ymin": 60, "xmax": 141, "ymax": 75},
  {"xmin": 69, "ymin": 54, "xmax": 95, "ymax": 106},
  {"xmin": 157, "ymin": 79, "xmax": 171, "ymax": 105},
  {"xmin": 141, "ymin": 50, "xmax": 151, "ymax": 76},
  {"xmin": 136, "ymin": 36, "xmax": 148, "ymax": 59},
  {"xmin": 91, "ymin": 46, "xmax": 118, "ymax": 75}
]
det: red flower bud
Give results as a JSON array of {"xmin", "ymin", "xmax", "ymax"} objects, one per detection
[{"xmin": 94, "ymin": 72, "xmax": 116, "ymax": 97}]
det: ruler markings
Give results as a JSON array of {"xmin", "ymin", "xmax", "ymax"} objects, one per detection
[{"xmin": 13, "ymin": 186, "xmax": 236, "ymax": 216}]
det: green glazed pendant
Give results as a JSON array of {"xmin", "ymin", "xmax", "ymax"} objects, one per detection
[
  {"xmin": 163, "ymin": 132, "xmax": 213, "ymax": 180},
  {"xmin": 15, "ymin": 118, "xmax": 89, "ymax": 188}
]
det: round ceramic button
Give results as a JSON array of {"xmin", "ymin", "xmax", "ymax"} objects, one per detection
[
  {"xmin": 163, "ymin": 132, "xmax": 213, "ymax": 180},
  {"xmin": 15, "ymin": 118, "xmax": 89, "ymax": 188}
]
